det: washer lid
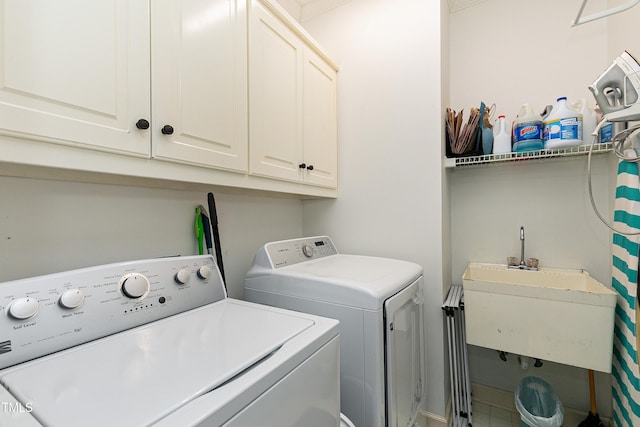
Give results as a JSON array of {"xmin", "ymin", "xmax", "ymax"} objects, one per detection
[
  {"xmin": 246, "ymin": 254, "xmax": 423, "ymax": 310},
  {"xmin": 0, "ymin": 300, "xmax": 314, "ymax": 427}
]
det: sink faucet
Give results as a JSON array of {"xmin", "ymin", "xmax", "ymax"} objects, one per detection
[{"xmin": 508, "ymin": 226, "xmax": 538, "ymax": 270}]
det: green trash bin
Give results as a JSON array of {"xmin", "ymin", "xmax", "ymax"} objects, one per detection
[{"xmin": 515, "ymin": 376, "xmax": 564, "ymax": 427}]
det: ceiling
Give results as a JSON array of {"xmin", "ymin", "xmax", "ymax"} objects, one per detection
[
  {"xmin": 276, "ymin": 0, "xmax": 488, "ymax": 22},
  {"xmin": 447, "ymin": 0, "xmax": 487, "ymax": 13},
  {"xmin": 276, "ymin": 0, "xmax": 352, "ymax": 22}
]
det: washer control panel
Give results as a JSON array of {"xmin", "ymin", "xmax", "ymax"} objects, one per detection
[
  {"xmin": 0, "ymin": 255, "xmax": 223, "ymax": 369},
  {"xmin": 264, "ymin": 236, "xmax": 338, "ymax": 268}
]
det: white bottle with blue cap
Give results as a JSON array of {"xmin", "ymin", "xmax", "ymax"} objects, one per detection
[{"xmin": 543, "ymin": 97, "xmax": 583, "ymax": 149}]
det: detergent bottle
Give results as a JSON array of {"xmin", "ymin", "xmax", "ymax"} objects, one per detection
[
  {"xmin": 512, "ymin": 104, "xmax": 544, "ymax": 152},
  {"xmin": 543, "ymin": 97, "xmax": 583, "ymax": 149},
  {"xmin": 492, "ymin": 115, "xmax": 511, "ymax": 154}
]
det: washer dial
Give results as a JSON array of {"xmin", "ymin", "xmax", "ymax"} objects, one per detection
[
  {"xmin": 197, "ymin": 265, "xmax": 212, "ymax": 279},
  {"xmin": 174, "ymin": 269, "xmax": 191, "ymax": 285},
  {"xmin": 8, "ymin": 297, "xmax": 39, "ymax": 320},
  {"xmin": 119, "ymin": 273, "xmax": 151, "ymax": 299},
  {"xmin": 59, "ymin": 289, "xmax": 85, "ymax": 309}
]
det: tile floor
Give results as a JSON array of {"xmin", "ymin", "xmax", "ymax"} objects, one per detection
[
  {"xmin": 471, "ymin": 402, "xmax": 520, "ymax": 427},
  {"xmin": 471, "ymin": 401, "xmax": 589, "ymax": 427}
]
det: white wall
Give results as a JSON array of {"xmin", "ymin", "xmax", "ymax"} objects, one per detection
[
  {"xmin": 448, "ymin": 0, "xmax": 640, "ymax": 417},
  {"xmin": 449, "ymin": 0, "xmax": 608, "ymax": 121},
  {"xmin": 300, "ymin": 0, "xmax": 449, "ymax": 418},
  {"xmin": 608, "ymin": 0, "xmax": 640, "ymax": 59},
  {"xmin": 0, "ymin": 176, "xmax": 303, "ymax": 299}
]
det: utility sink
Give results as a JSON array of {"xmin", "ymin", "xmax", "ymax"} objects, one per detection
[{"xmin": 462, "ymin": 262, "xmax": 617, "ymax": 372}]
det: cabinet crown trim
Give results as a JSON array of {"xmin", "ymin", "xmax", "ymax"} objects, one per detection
[{"xmin": 257, "ymin": 0, "xmax": 339, "ymax": 71}]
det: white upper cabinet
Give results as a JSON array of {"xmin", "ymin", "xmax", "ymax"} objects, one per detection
[
  {"xmin": 0, "ymin": 0, "xmax": 248, "ymax": 171},
  {"xmin": 249, "ymin": 0, "xmax": 338, "ymax": 188},
  {"xmin": 302, "ymin": 48, "xmax": 337, "ymax": 188},
  {"xmin": 0, "ymin": 0, "xmax": 337, "ymax": 196},
  {"xmin": 0, "ymin": 0, "xmax": 150, "ymax": 156},
  {"xmin": 249, "ymin": 0, "xmax": 303, "ymax": 182},
  {"xmin": 151, "ymin": 0, "xmax": 248, "ymax": 172}
]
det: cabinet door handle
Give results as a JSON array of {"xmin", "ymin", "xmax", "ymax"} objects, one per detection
[
  {"xmin": 298, "ymin": 163, "xmax": 306, "ymax": 169},
  {"xmin": 136, "ymin": 119, "xmax": 150, "ymax": 130},
  {"xmin": 161, "ymin": 125, "xmax": 174, "ymax": 135},
  {"xmin": 306, "ymin": 165, "xmax": 314, "ymax": 171}
]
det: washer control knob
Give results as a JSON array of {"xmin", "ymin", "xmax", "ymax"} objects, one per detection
[
  {"xmin": 120, "ymin": 273, "xmax": 151, "ymax": 299},
  {"xmin": 59, "ymin": 289, "xmax": 85, "ymax": 309},
  {"xmin": 197, "ymin": 265, "xmax": 212, "ymax": 280},
  {"xmin": 8, "ymin": 297, "xmax": 39, "ymax": 320},
  {"xmin": 174, "ymin": 269, "xmax": 191, "ymax": 285},
  {"xmin": 302, "ymin": 244, "xmax": 314, "ymax": 258}
]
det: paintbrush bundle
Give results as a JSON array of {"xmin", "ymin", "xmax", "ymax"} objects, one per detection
[{"xmin": 446, "ymin": 107, "xmax": 480, "ymax": 155}]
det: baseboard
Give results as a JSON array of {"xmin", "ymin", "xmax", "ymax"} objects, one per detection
[
  {"xmin": 416, "ymin": 409, "xmax": 449, "ymax": 427},
  {"xmin": 416, "ymin": 397, "xmax": 451, "ymax": 427}
]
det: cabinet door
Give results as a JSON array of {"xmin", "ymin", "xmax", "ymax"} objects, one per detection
[
  {"xmin": 0, "ymin": 0, "xmax": 150, "ymax": 156},
  {"xmin": 302, "ymin": 49, "xmax": 337, "ymax": 188},
  {"xmin": 151, "ymin": 0, "xmax": 248, "ymax": 172},
  {"xmin": 249, "ymin": 0, "xmax": 303, "ymax": 182}
]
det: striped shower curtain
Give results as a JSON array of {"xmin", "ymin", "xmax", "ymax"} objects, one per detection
[{"xmin": 611, "ymin": 159, "xmax": 640, "ymax": 427}]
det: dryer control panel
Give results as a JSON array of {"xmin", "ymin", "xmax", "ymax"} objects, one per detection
[
  {"xmin": 0, "ymin": 255, "xmax": 224, "ymax": 369},
  {"xmin": 263, "ymin": 236, "xmax": 338, "ymax": 268}
]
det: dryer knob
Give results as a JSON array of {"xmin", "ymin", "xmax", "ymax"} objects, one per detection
[
  {"xmin": 59, "ymin": 289, "xmax": 85, "ymax": 309},
  {"xmin": 120, "ymin": 273, "xmax": 151, "ymax": 299},
  {"xmin": 174, "ymin": 269, "xmax": 191, "ymax": 285},
  {"xmin": 8, "ymin": 297, "xmax": 39, "ymax": 320},
  {"xmin": 302, "ymin": 244, "xmax": 314, "ymax": 258}
]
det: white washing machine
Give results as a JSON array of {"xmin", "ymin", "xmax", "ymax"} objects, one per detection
[
  {"xmin": 0, "ymin": 255, "xmax": 340, "ymax": 427},
  {"xmin": 245, "ymin": 236, "xmax": 426, "ymax": 427}
]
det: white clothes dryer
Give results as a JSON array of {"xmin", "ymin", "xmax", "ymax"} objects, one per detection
[{"xmin": 245, "ymin": 236, "xmax": 426, "ymax": 427}]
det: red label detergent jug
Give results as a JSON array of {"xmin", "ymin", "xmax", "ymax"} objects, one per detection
[{"xmin": 513, "ymin": 104, "xmax": 544, "ymax": 152}]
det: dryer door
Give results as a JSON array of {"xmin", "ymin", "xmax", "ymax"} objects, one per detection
[{"xmin": 384, "ymin": 277, "xmax": 425, "ymax": 427}]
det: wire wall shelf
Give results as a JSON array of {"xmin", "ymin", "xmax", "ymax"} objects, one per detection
[{"xmin": 444, "ymin": 142, "xmax": 613, "ymax": 168}]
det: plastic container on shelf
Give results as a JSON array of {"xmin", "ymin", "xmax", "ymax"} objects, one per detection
[
  {"xmin": 573, "ymin": 98, "xmax": 598, "ymax": 144},
  {"xmin": 493, "ymin": 115, "xmax": 512, "ymax": 154},
  {"xmin": 543, "ymin": 97, "xmax": 583, "ymax": 149},
  {"xmin": 595, "ymin": 97, "xmax": 628, "ymax": 143},
  {"xmin": 513, "ymin": 104, "xmax": 544, "ymax": 152},
  {"xmin": 600, "ymin": 121, "xmax": 628, "ymax": 142}
]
